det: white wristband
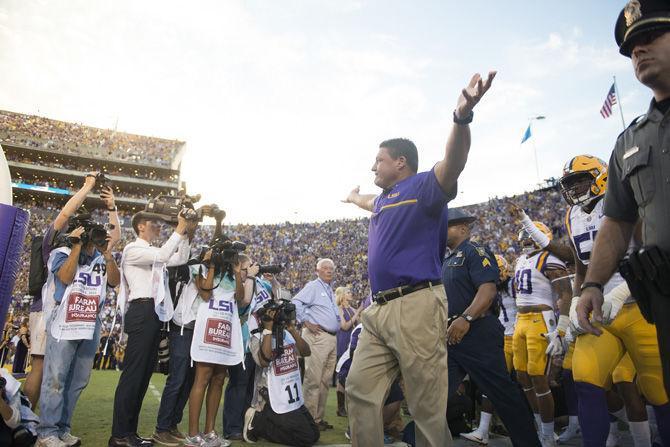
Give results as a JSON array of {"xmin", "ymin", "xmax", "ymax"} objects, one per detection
[
  {"xmin": 521, "ymin": 211, "xmax": 550, "ymax": 248},
  {"xmin": 557, "ymin": 314, "xmax": 570, "ymax": 335},
  {"xmin": 262, "ymin": 329, "xmax": 272, "ymax": 336},
  {"xmin": 605, "ymin": 282, "xmax": 630, "ymax": 304}
]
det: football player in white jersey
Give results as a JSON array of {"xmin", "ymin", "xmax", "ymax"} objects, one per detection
[
  {"xmin": 561, "ymin": 155, "xmax": 669, "ymax": 447},
  {"xmin": 511, "ymin": 221, "xmax": 572, "ymax": 447}
]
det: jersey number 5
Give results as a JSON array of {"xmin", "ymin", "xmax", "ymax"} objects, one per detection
[{"xmin": 573, "ymin": 230, "xmax": 598, "ymax": 262}]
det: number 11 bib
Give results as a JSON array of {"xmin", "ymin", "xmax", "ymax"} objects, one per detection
[{"xmin": 267, "ymin": 332, "xmax": 303, "ymax": 414}]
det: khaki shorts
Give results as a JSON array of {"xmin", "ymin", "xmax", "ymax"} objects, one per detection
[{"xmin": 29, "ymin": 311, "xmax": 46, "ymax": 356}]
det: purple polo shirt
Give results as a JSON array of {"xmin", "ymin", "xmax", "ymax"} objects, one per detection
[{"xmin": 368, "ymin": 168, "xmax": 454, "ymax": 294}]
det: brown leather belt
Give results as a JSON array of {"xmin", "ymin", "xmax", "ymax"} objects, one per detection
[{"xmin": 372, "ymin": 280, "xmax": 442, "ymax": 305}]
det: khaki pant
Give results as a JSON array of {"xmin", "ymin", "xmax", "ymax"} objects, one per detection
[
  {"xmin": 301, "ymin": 329, "xmax": 337, "ymax": 422},
  {"xmin": 346, "ymin": 285, "xmax": 451, "ymax": 447}
]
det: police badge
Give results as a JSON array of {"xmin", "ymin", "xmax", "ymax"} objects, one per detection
[{"xmin": 624, "ymin": 0, "xmax": 642, "ymax": 27}]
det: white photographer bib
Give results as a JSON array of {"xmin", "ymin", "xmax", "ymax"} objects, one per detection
[
  {"xmin": 267, "ymin": 332, "xmax": 304, "ymax": 414},
  {"xmin": 191, "ymin": 287, "xmax": 244, "ymax": 365},
  {"xmin": 51, "ymin": 252, "xmax": 107, "ymax": 340},
  {"xmin": 246, "ymin": 279, "xmax": 273, "ymax": 335},
  {"xmin": 152, "ymin": 258, "xmax": 174, "ymax": 322}
]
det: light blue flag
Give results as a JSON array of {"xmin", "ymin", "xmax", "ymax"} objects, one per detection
[{"xmin": 520, "ymin": 124, "xmax": 532, "ymax": 144}]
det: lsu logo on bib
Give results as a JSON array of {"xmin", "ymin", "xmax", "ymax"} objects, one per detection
[
  {"xmin": 273, "ymin": 344, "xmax": 300, "ymax": 376},
  {"xmin": 204, "ymin": 318, "xmax": 232, "ymax": 348},
  {"xmin": 65, "ymin": 293, "xmax": 99, "ymax": 323}
]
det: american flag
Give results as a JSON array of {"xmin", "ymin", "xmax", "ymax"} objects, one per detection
[{"xmin": 600, "ymin": 83, "xmax": 617, "ymax": 118}]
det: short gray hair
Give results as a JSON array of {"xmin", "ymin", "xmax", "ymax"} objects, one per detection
[{"xmin": 316, "ymin": 258, "xmax": 335, "ymax": 269}]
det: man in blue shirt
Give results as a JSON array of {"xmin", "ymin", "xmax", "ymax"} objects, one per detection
[
  {"xmin": 292, "ymin": 258, "xmax": 340, "ymax": 431},
  {"xmin": 343, "ymin": 71, "xmax": 496, "ymax": 447},
  {"xmin": 443, "ymin": 209, "xmax": 539, "ymax": 446}
]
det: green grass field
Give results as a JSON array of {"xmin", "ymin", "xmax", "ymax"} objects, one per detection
[{"xmin": 70, "ymin": 370, "xmax": 351, "ymax": 446}]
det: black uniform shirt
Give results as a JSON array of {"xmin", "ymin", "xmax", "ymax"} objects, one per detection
[
  {"xmin": 442, "ymin": 239, "xmax": 499, "ymax": 317},
  {"xmin": 604, "ymin": 98, "xmax": 670, "ymax": 252}
]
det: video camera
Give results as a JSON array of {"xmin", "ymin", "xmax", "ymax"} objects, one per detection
[
  {"xmin": 208, "ymin": 237, "xmax": 247, "ymax": 267},
  {"xmin": 256, "ymin": 299, "xmax": 296, "ymax": 354},
  {"xmin": 144, "ymin": 185, "xmax": 225, "ymax": 225},
  {"xmin": 62, "ymin": 211, "xmax": 112, "ymax": 248}
]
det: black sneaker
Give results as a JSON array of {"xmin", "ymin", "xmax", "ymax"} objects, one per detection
[{"xmin": 318, "ymin": 420, "xmax": 333, "ymax": 430}]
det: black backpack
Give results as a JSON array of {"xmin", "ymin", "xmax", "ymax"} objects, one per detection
[{"xmin": 28, "ymin": 235, "xmax": 47, "ymax": 298}]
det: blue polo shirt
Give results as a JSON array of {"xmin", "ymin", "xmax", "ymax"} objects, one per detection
[
  {"xmin": 441, "ymin": 239, "xmax": 498, "ymax": 317},
  {"xmin": 368, "ymin": 168, "xmax": 454, "ymax": 294}
]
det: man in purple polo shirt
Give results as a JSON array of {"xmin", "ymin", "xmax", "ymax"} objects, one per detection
[{"xmin": 342, "ymin": 71, "xmax": 495, "ymax": 447}]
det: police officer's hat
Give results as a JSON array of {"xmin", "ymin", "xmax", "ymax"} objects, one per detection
[
  {"xmin": 615, "ymin": 0, "xmax": 670, "ymax": 57},
  {"xmin": 448, "ymin": 208, "xmax": 476, "ymax": 226}
]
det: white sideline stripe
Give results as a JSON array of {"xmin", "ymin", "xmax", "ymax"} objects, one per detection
[{"xmin": 149, "ymin": 380, "xmax": 162, "ymax": 403}]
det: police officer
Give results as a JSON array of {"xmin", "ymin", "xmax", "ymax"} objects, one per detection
[
  {"xmin": 578, "ymin": 0, "xmax": 670, "ymax": 398},
  {"xmin": 443, "ymin": 208, "xmax": 540, "ymax": 447}
]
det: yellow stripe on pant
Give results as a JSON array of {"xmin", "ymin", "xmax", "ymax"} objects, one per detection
[
  {"xmin": 512, "ymin": 312, "xmax": 549, "ymax": 376},
  {"xmin": 572, "ymin": 302, "xmax": 668, "ymax": 405}
]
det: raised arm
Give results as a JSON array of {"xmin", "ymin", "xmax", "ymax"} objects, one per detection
[
  {"xmin": 53, "ymin": 172, "xmax": 98, "ymax": 232},
  {"xmin": 341, "ymin": 186, "xmax": 376, "ymax": 212},
  {"xmin": 434, "ymin": 71, "xmax": 496, "ymax": 195},
  {"xmin": 100, "ymin": 186, "xmax": 121, "ymax": 247}
]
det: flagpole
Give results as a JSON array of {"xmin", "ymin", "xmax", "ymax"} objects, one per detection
[
  {"xmin": 530, "ymin": 122, "xmax": 540, "ymax": 184},
  {"xmin": 613, "ymin": 75, "xmax": 626, "ymax": 131}
]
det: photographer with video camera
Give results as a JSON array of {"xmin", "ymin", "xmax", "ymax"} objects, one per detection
[
  {"xmin": 222, "ymin": 256, "xmax": 284, "ymax": 440},
  {"xmin": 184, "ymin": 237, "xmax": 246, "ymax": 447},
  {"xmin": 109, "ymin": 210, "xmax": 195, "ymax": 447},
  {"xmin": 25, "ymin": 171, "xmax": 120, "ymax": 409},
  {"xmin": 36, "ymin": 210, "xmax": 120, "ymax": 447},
  {"xmin": 243, "ymin": 299, "xmax": 320, "ymax": 447}
]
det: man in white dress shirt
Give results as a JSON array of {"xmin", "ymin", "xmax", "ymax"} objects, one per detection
[{"xmin": 109, "ymin": 211, "xmax": 196, "ymax": 447}]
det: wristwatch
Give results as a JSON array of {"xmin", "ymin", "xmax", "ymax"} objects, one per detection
[
  {"xmin": 460, "ymin": 313, "xmax": 474, "ymax": 323},
  {"xmin": 453, "ymin": 109, "xmax": 474, "ymax": 125},
  {"xmin": 580, "ymin": 282, "xmax": 604, "ymax": 293}
]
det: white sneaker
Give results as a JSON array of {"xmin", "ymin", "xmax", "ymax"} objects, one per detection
[
  {"xmin": 460, "ymin": 429, "xmax": 489, "ymax": 445},
  {"xmin": 183, "ymin": 434, "xmax": 207, "ymax": 447},
  {"xmin": 540, "ymin": 434, "xmax": 557, "ymax": 447},
  {"xmin": 606, "ymin": 430, "xmax": 620, "ymax": 447},
  {"xmin": 36, "ymin": 436, "xmax": 67, "ymax": 447},
  {"xmin": 203, "ymin": 431, "xmax": 231, "ymax": 447},
  {"xmin": 60, "ymin": 432, "xmax": 81, "ymax": 447},
  {"xmin": 557, "ymin": 424, "xmax": 580, "ymax": 443}
]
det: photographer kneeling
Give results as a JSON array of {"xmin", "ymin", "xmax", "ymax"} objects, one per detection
[{"xmin": 243, "ymin": 300, "xmax": 320, "ymax": 447}]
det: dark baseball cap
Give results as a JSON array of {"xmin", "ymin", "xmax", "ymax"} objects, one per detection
[{"xmin": 447, "ymin": 208, "xmax": 476, "ymax": 225}]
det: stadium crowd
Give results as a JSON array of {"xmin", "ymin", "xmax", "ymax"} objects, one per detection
[
  {"xmin": 4, "ymin": 153, "xmax": 179, "ymax": 183},
  {"xmin": 7, "ymin": 185, "xmax": 567, "ymax": 359},
  {"xmin": 0, "ymin": 110, "xmax": 183, "ymax": 167}
]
